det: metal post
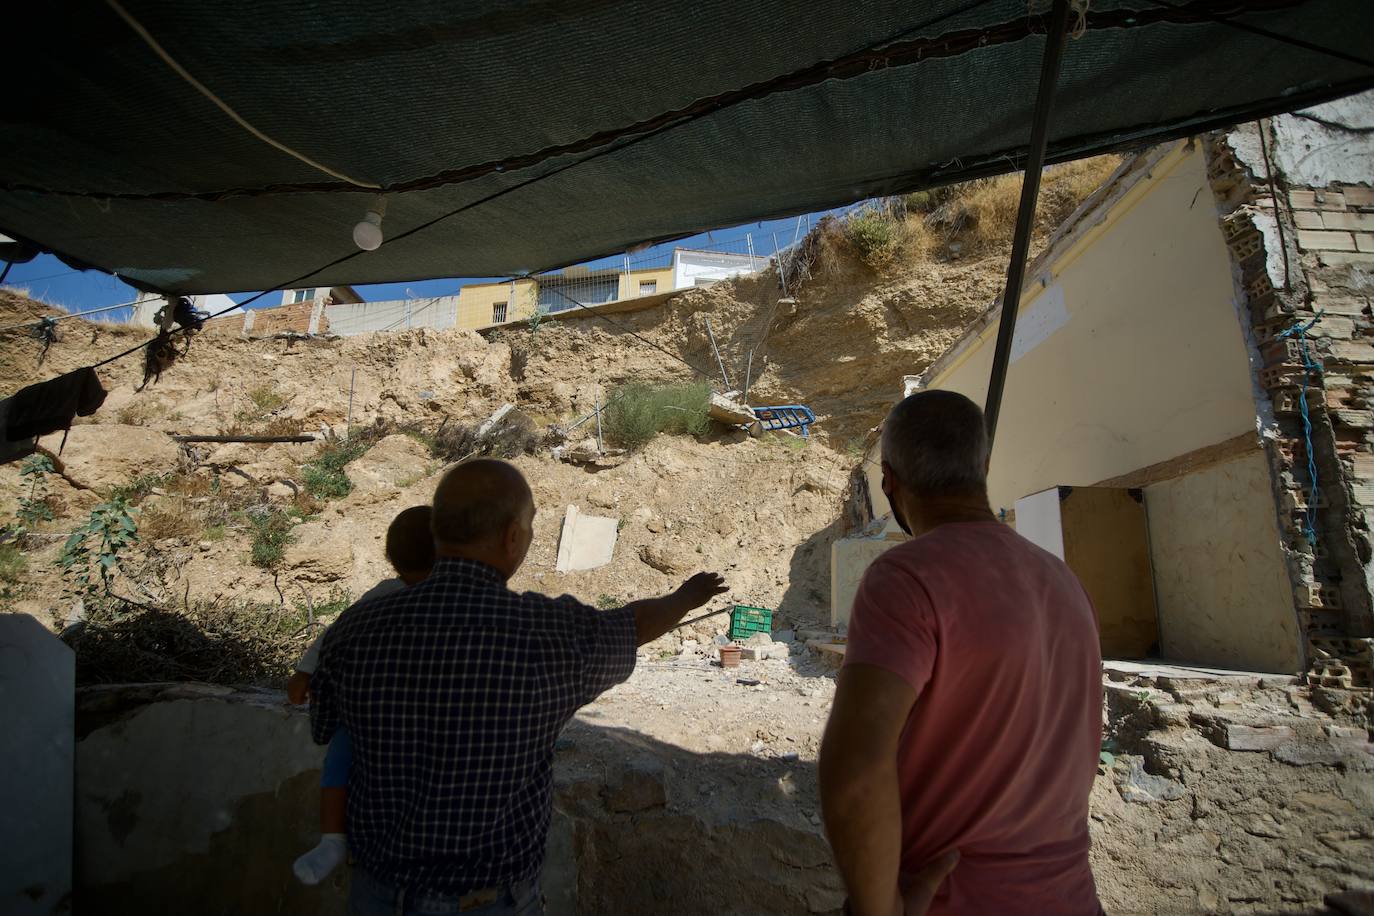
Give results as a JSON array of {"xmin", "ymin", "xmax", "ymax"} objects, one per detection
[
  {"xmin": 404, "ymin": 297, "xmax": 412, "ymax": 329},
  {"xmin": 746, "ymin": 233, "xmax": 755, "ymax": 266},
  {"xmin": 594, "ymin": 394, "xmax": 604, "ymax": 452},
  {"xmin": 983, "ymin": 0, "xmax": 1072, "ymax": 447},
  {"xmin": 704, "ymin": 317, "xmax": 732, "ymax": 390},
  {"xmin": 346, "ymin": 367, "xmax": 356, "ymax": 438}
]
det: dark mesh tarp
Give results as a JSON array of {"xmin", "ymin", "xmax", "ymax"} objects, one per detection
[{"xmin": 2, "ymin": 0, "xmax": 1371, "ymax": 294}]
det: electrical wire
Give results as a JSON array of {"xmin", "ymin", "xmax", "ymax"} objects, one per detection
[
  {"xmin": 103, "ymin": 0, "xmax": 381, "ymax": 190},
  {"xmin": 0, "ymin": 266, "xmax": 79, "ymax": 285},
  {"xmin": 0, "ymin": 299, "xmax": 141, "ymax": 334},
  {"xmin": 84, "ymin": 102, "xmax": 771, "ymax": 372}
]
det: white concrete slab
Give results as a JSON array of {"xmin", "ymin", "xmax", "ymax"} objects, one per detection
[
  {"xmin": 0, "ymin": 614, "xmax": 74, "ymax": 914},
  {"xmin": 555, "ymin": 505, "xmax": 618, "ymax": 572}
]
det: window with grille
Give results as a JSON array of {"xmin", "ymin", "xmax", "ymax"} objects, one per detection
[
  {"xmin": 492, "ymin": 301, "xmax": 508, "ymax": 323},
  {"xmin": 639, "ymin": 280, "xmax": 657, "ymax": 295}
]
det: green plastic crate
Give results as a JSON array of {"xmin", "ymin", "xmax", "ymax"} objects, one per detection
[{"xmin": 728, "ymin": 604, "xmax": 773, "ymax": 641}]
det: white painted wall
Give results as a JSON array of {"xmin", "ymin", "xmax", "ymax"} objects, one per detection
[{"xmin": 671, "ymin": 249, "xmax": 768, "ymax": 290}]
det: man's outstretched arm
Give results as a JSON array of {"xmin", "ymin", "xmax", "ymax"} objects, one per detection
[
  {"xmin": 820, "ymin": 663, "xmax": 919, "ymax": 916},
  {"xmin": 621, "ymin": 571, "xmax": 727, "ymax": 645}
]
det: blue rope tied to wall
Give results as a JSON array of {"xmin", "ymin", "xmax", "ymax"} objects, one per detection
[{"xmin": 1276, "ymin": 311, "xmax": 1325, "ymax": 546}]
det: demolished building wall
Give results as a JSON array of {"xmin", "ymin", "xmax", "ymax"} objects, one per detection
[
  {"xmin": 835, "ymin": 92, "xmax": 1374, "ymax": 683},
  {"xmin": 1209, "ymin": 90, "xmax": 1374, "ymax": 687},
  {"xmin": 837, "ymin": 141, "xmax": 1301, "ymax": 672}
]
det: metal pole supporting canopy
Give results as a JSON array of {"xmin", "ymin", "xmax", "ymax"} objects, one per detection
[{"xmin": 983, "ymin": 0, "xmax": 1073, "ymax": 446}]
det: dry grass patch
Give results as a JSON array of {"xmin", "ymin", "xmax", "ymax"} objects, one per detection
[{"xmin": 139, "ymin": 497, "xmax": 203, "ymax": 540}]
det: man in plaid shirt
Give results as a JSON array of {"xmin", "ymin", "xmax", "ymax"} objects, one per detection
[{"xmin": 310, "ymin": 459, "xmax": 726, "ymax": 915}]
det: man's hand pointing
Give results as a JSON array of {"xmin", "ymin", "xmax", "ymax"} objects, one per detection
[{"xmin": 674, "ymin": 571, "xmax": 728, "ymax": 609}]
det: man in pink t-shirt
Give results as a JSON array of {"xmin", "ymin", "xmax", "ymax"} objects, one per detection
[{"xmin": 820, "ymin": 390, "xmax": 1103, "ymax": 916}]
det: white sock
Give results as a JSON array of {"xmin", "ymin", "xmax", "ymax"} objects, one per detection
[{"xmin": 293, "ymin": 833, "xmax": 347, "ymax": 885}]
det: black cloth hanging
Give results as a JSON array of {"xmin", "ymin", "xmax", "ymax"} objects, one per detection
[{"xmin": 4, "ymin": 367, "xmax": 107, "ymax": 442}]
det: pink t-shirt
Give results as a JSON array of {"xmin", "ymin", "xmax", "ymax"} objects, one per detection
[{"xmin": 845, "ymin": 522, "xmax": 1103, "ymax": 916}]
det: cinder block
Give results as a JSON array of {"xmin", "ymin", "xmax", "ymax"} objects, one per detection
[
  {"xmin": 1297, "ymin": 582, "xmax": 1343, "ymax": 610},
  {"xmin": 1310, "ymin": 658, "xmax": 1354, "ymax": 689},
  {"xmin": 1321, "ymin": 211, "xmax": 1374, "ymax": 232},
  {"xmin": 1300, "ymin": 608, "xmax": 1345, "ymax": 636},
  {"xmin": 1263, "ymin": 338, "xmax": 1303, "ymax": 366},
  {"xmin": 1294, "ymin": 210, "xmax": 1326, "ymax": 230},
  {"xmin": 1260, "ymin": 365, "xmax": 1306, "ymax": 390},
  {"xmin": 1273, "ymin": 388, "xmax": 1322, "ymax": 415},
  {"xmin": 1281, "ymin": 487, "xmax": 1328, "ymax": 512},
  {"xmin": 1299, "ymin": 229, "xmax": 1358, "ymax": 252}
]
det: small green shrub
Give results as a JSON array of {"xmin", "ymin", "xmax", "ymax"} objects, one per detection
[
  {"xmin": 0, "ymin": 544, "xmax": 26, "ymax": 583},
  {"xmin": 301, "ymin": 440, "xmax": 370, "ymax": 500},
  {"xmin": 108, "ymin": 472, "xmax": 166, "ymax": 505},
  {"xmin": 247, "ymin": 509, "xmax": 294, "ymax": 569},
  {"xmin": 844, "ymin": 208, "xmax": 905, "ymax": 268},
  {"xmin": 596, "ymin": 594, "xmax": 621, "ymax": 610},
  {"xmin": 248, "ymin": 385, "xmax": 286, "ymax": 413},
  {"xmin": 16, "ymin": 454, "xmax": 55, "ymax": 533},
  {"xmin": 59, "ymin": 497, "xmax": 139, "ymax": 593},
  {"xmin": 603, "ymin": 382, "xmax": 712, "ymax": 450}
]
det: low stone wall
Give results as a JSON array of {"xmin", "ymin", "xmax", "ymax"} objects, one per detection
[{"xmin": 75, "ymin": 684, "xmax": 841, "ymax": 916}]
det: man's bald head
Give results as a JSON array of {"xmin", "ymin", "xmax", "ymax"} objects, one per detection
[{"xmin": 432, "ymin": 459, "xmax": 534, "ymax": 549}]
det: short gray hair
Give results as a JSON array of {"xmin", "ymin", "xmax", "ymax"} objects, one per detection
[{"xmin": 881, "ymin": 390, "xmax": 989, "ymax": 495}]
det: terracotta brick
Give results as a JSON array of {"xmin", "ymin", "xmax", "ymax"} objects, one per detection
[
  {"xmin": 1309, "ymin": 316, "xmax": 1357, "ymax": 339},
  {"xmin": 1322, "ymin": 211, "xmax": 1374, "ymax": 232},
  {"xmin": 1294, "ymin": 210, "xmax": 1326, "ymax": 230},
  {"xmin": 1342, "ymin": 187, "xmax": 1374, "ymax": 207},
  {"xmin": 1314, "ymin": 297, "xmax": 1369, "ymax": 318},
  {"xmin": 1328, "ymin": 340, "xmax": 1374, "ymax": 364},
  {"xmin": 1334, "ymin": 409, "xmax": 1374, "ymax": 429},
  {"xmin": 1318, "ymin": 251, "xmax": 1374, "ymax": 267},
  {"xmin": 1290, "ymin": 189, "xmax": 1347, "ymax": 210},
  {"xmin": 1299, "ymin": 229, "xmax": 1357, "ymax": 252}
]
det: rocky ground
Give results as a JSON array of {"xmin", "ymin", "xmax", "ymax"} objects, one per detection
[{"xmin": 573, "ymin": 650, "xmax": 1374, "ymax": 915}]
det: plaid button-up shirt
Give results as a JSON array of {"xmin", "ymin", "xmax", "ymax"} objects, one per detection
[{"xmin": 309, "ymin": 557, "xmax": 638, "ymax": 894}]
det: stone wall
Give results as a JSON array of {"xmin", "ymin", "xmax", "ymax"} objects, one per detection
[
  {"xmin": 1206, "ymin": 92, "xmax": 1374, "ymax": 687},
  {"xmin": 74, "ymin": 684, "xmax": 842, "ymax": 916}
]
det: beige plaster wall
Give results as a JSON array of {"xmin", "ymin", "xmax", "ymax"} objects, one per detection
[
  {"xmin": 919, "ymin": 143, "xmax": 1261, "ymax": 514},
  {"xmin": 1146, "ymin": 451, "xmax": 1302, "ymax": 673}
]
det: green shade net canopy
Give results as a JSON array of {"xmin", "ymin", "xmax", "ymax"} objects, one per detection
[{"xmin": 1, "ymin": 0, "xmax": 1371, "ymax": 295}]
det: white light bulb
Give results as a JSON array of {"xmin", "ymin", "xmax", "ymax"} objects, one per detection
[{"xmin": 353, "ymin": 209, "xmax": 384, "ymax": 251}]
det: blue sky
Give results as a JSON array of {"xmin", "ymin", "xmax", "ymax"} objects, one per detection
[{"xmin": 2, "ymin": 210, "xmax": 845, "ymax": 321}]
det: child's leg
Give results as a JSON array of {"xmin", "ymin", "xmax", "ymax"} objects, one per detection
[{"xmin": 293, "ymin": 729, "xmax": 352, "ymax": 885}]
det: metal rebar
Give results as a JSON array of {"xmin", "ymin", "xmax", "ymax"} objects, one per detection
[
  {"xmin": 346, "ymin": 367, "xmax": 356, "ymax": 436},
  {"xmin": 172, "ymin": 434, "xmax": 315, "ymax": 444},
  {"xmin": 983, "ymin": 0, "xmax": 1072, "ymax": 447},
  {"xmin": 704, "ymin": 317, "xmax": 732, "ymax": 389}
]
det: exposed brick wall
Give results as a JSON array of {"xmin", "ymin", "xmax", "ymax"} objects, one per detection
[
  {"xmin": 193, "ymin": 302, "xmax": 328, "ymax": 338},
  {"xmin": 1206, "ymin": 130, "xmax": 1374, "ymax": 688}
]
